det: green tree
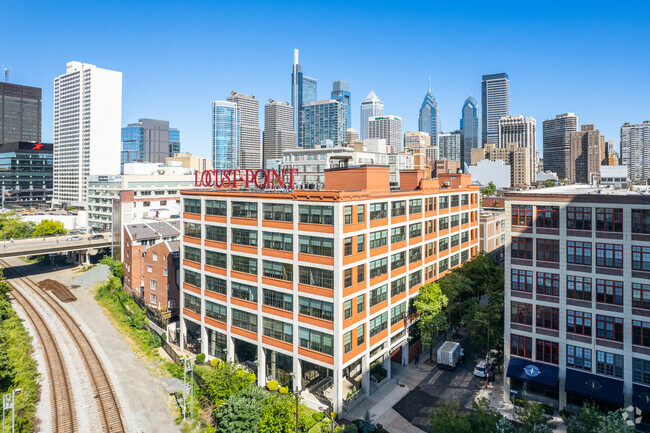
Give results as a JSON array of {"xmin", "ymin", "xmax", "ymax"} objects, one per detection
[
  {"xmin": 414, "ymin": 282, "xmax": 449, "ymax": 360},
  {"xmin": 0, "ymin": 217, "xmax": 35, "ymax": 239},
  {"xmin": 32, "ymin": 219, "xmax": 67, "ymax": 237},
  {"xmin": 564, "ymin": 402, "xmax": 603, "ymax": 433},
  {"xmin": 437, "ymin": 270, "xmax": 474, "ymax": 327},
  {"xmin": 214, "ymin": 387, "xmax": 265, "ymax": 433},
  {"xmin": 482, "ymin": 181, "xmax": 496, "ymax": 196},
  {"xmin": 597, "ymin": 409, "xmax": 634, "ymax": 433},
  {"xmin": 543, "ymin": 179, "xmax": 556, "ymax": 188},
  {"xmin": 359, "ymin": 410, "xmax": 376, "ymax": 433},
  {"xmin": 468, "ymin": 398, "xmax": 503, "ymax": 433},
  {"xmin": 258, "ymin": 394, "xmax": 296, "ymax": 433},
  {"xmin": 515, "ymin": 400, "xmax": 555, "ymax": 433},
  {"xmin": 202, "ymin": 361, "xmax": 257, "ymax": 410},
  {"xmin": 429, "ymin": 401, "xmax": 472, "ymax": 433},
  {"xmin": 494, "ymin": 417, "xmax": 516, "ymax": 433}
]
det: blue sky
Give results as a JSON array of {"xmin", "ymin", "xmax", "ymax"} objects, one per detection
[{"xmin": 2, "ymin": 0, "xmax": 649, "ymax": 159}]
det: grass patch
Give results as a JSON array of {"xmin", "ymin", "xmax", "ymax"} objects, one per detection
[
  {"xmin": 18, "ymin": 255, "xmax": 44, "ymax": 264},
  {"xmin": 75, "ymin": 264, "xmax": 97, "ymax": 273}
]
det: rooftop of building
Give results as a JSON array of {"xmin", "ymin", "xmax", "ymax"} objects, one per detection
[
  {"xmin": 125, "ymin": 219, "xmax": 180, "ymax": 241},
  {"xmin": 505, "ymin": 184, "xmax": 650, "ymax": 204}
]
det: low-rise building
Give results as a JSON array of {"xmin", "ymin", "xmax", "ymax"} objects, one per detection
[
  {"xmin": 479, "ymin": 208, "xmax": 506, "ymax": 264},
  {"xmin": 468, "ymin": 159, "xmax": 511, "ymax": 189},
  {"xmin": 432, "ymin": 160, "xmax": 460, "ymax": 177},
  {"xmin": 599, "ymin": 165, "xmax": 628, "ymax": 186},
  {"xmin": 165, "ymin": 153, "xmax": 213, "ymax": 171}
]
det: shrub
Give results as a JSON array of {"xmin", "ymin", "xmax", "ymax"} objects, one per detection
[
  {"xmin": 267, "ymin": 380, "xmax": 279, "ymax": 391},
  {"xmin": 210, "ymin": 357, "xmax": 221, "ymax": 368},
  {"xmin": 196, "ymin": 353, "xmax": 206, "ymax": 364},
  {"xmin": 345, "ymin": 425, "xmax": 359, "ymax": 433},
  {"xmin": 279, "ymin": 386, "xmax": 288, "ymax": 394}
]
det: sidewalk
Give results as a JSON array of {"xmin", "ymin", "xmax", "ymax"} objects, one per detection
[{"xmin": 342, "ymin": 361, "xmax": 435, "ymax": 433}]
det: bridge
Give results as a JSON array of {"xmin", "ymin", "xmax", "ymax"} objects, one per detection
[{"xmin": 0, "ymin": 233, "xmax": 113, "ymax": 259}]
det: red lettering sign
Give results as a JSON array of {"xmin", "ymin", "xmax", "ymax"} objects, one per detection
[{"xmin": 194, "ymin": 169, "xmax": 298, "ymax": 190}]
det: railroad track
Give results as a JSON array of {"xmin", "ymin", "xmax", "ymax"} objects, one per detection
[
  {"xmin": 1, "ymin": 261, "xmax": 126, "ymax": 433},
  {"xmin": 11, "ymin": 288, "xmax": 76, "ymax": 433}
]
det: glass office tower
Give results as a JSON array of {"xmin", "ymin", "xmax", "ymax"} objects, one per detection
[
  {"xmin": 331, "ymin": 80, "xmax": 351, "ymax": 129},
  {"xmin": 419, "ymin": 84, "xmax": 441, "ymax": 146},
  {"xmin": 212, "ymin": 101, "xmax": 240, "ymax": 169},
  {"xmin": 460, "ymin": 96, "xmax": 479, "ymax": 171},
  {"xmin": 291, "ymin": 49, "xmax": 317, "ymax": 147},
  {"xmin": 0, "ymin": 141, "xmax": 53, "ymax": 207}
]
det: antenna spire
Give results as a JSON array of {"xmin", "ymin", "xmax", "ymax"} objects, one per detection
[
  {"xmin": 428, "ymin": 76, "xmax": 431, "ymax": 92},
  {"xmin": 3, "ymin": 68, "xmax": 8, "ymax": 83}
]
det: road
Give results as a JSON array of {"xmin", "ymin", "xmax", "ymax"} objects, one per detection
[{"xmin": 0, "ymin": 232, "xmax": 112, "ymax": 258}]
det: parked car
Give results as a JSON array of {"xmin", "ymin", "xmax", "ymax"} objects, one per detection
[
  {"xmin": 437, "ymin": 341, "xmax": 462, "ymax": 369},
  {"xmin": 88, "ymin": 234, "xmax": 104, "ymax": 240},
  {"xmin": 474, "ymin": 360, "xmax": 488, "ymax": 378},
  {"xmin": 67, "ymin": 235, "xmax": 82, "ymax": 241}
]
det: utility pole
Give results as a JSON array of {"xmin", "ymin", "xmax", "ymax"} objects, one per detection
[
  {"xmin": 182, "ymin": 356, "xmax": 193, "ymax": 421},
  {"xmin": 2, "ymin": 388, "xmax": 21, "ymax": 433}
]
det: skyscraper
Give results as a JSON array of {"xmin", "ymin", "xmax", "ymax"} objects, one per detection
[
  {"xmin": 0, "ymin": 82, "xmax": 41, "ymax": 143},
  {"xmin": 369, "ymin": 115, "xmax": 402, "ymax": 152},
  {"xmin": 331, "ymin": 81, "xmax": 351, "ymax": 129},
  {"xmin": 291, "ymin": 49, "xmax": 317, "ymax": 147},
  {"xmin": 569, "ymin": 124, "xmax": 603, "ymax": 184},
  {"xmin": 418, "ymin": 80, "xmax": 441, "ymax": 146},
  {"xmin": 228, "ymin": 91, "xmax": 261, "ymax": 169},
  {"xmin": 542, "ymin": 113, "xmax": 578, "ymax": 179},
  {"xmin": 121, "ymin": 118, "xmax": 180, "ymax": 170},
  {"xmin": 621, "ymin": 121, "xmax": 650, "ymax": 181},
  {"xmin": 460, "ymin": 96, "xmax": 479, "ymax": 170},
  {"xmin": 212, "ymin": 101, "xmax": 240, "ymax": 170},
  {"xmin": 53, "ymin": 61, "xmax": 122, "ymax": 207},
  {"xmin": 439, "ymin": 131, "xmax": 462, "ymax": 162},
  {"xmin": 498, "ymin": 115, "xmax": 536, "ymax": 185},
  {"xmin": 263, "ymin": 99, "xmax": 296, "ymax": 167},
  {"xmin": 481, "ymin": 73, "xmax": 510, "ymax": 145},
  {"xmin": 301, "ymin": 99, "xmax": 347, "ymax": 148},
  {"xmin": 360, "ymin": 91, "xmax": 383, "ymax": 140}
]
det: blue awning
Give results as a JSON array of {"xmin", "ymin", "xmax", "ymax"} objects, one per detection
[
  {"xmin": 565, "ymin": 369, "xmax": 623, "ymax": 406},
  {"xmin": 634, "ymin": 383, "xmax": 650, "ymax": 412},
  {"xmin": 506, "ymin": 357, "xmax": 558, "ymax": 388}
]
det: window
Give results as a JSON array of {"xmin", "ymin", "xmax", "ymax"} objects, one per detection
[
  {"xmin": 263, "ymin": 203, "xmax": 292, "ymax": 221},
  {"xmin": 299, "ymin": 236, "xmax": 334, "ymax": 257},
  {"xmin": 264, "ymin": 317, "xmax": 293, "ymax": 343},
  {"xmin": 633, "ymin": 283, "xmax": 650, "ymax": 309},
  {"xmin": 299, "ymin": 328, "xmax": 333, "ymax": 355},
  {"xmin": 537, "ymin": 239, "xmax": 559, "ymax": 262},
  {"xmin": 263, "ymin": 232, "xmax": 293, "ymax": 251},
  {"xmin": 511, "ymin": 237, "xmax": 533, "ymax": 259},
  {"xmin": 633, "ymin": 320, "xmax": 650, "ymax": 347},
  {"xmin": 206, "ymin": 225, "xmax": 227, "ymax": 242},
  {"xmin": 263, "ymin": 289, "xmax": 292, "ymax": 311},
  {"xmin": 511, "ymin": 205, "xmax": 533, "ymax": 226},
  {"xmin": 205, "ymin": 301, "xmax": 226, "ymax": 322},
  {"xmin": 369, "ymin": 230, "xmax": 388, "ymax": 249},
  {"xmin": 567, "ymin": 241, "xmax": 592, "ymax": 265},
  {"xmin": 344, "ymin": 206, "xmax": 353, "ymax": 224},
  {"xmin": 147, "ymin": 265, "xmax": 152, "ymax": 273},
  {"xmin": 409, "ymin": 199, "xmax": 422, "ymax": 214},
  {"xmin": 391, "ymin": 302, "xmax": 407, "ymax": 325},
  {"xmin": 231, "ymin": 309, "xmax": 257, "ymax": 332},
  {"xmin": 536, "ymin": 206, "xmax": 559, "ymax": 228},
  {"xmin": 567, "ymin": 310, "xmax": 592, "ymax": 336},
  {"xmin": 299, "ymin": 205, "xmax": 333, "ymax": 225},
  {"xmin": 357, "ymin": 294, "xmax": 365, "ymax": 313},
  {"xmin": 369, "ymin": 202, "xmax": 387, "ymax": 220},
  {"xmin": 596, "ymin": 279, "xmax": 623, "ymax": 305},
  {"xmin": 184, "ymin": 293, "xmax": 201, "ymax": 314},
  {"xmin": 369, "ymin": 257, "xmax": 388, "ymax": 279},
  {"xmin": 511, "ymin": 269, "xmax": 533, "ymax": 292},
  {"xmin": 231, "ymin": 282, "xmax": 257, "ymax": 302},
  {"xmin": 206, "ymin": 250, "xmax": 227, "ymax": 268},
  {"xmin": 232, "ymin": 228, "xmax": 257, "ymax": 247},
  {"xmin": 634, "ymin": 358, "xmax": 650, "ymax": 385},
  {"xmin": 391, "ymin": 251, "xmax": 405, "ymax": 270},
  {"xmin": 184, "ymin": 198, "xmax": 201, "ymax": 214},
  {"xmin": 344, "ymin": 269, "xmax": 353, "ymax": 288},
  {"xmin": 438, "ymin": 258, "xmax": 449, "ymax": 273},
  {"xmin": 232, "ymin": 255, "xmax": 257, "ymax": 274},
  {"xmin": 357, "ymin": 234, "xmax": 365, "ymax": 253},
  {"xmin": 263, "ymin": 260, "xmax": 293, "ymax": 281},
  {"xmin": 357, "ymin": 264, "xmax": 365, "ymax": 283},
  {"xmin": 450, "ymin": 234, "xmax": 459, "ymax": 248},
  {"xmin": 439, "ymin": 196, "xmax": 448, "ymax": 209},
  {"xmin": 633, "ymin": 246, "xmax": 650, "ymax": 271},
  {"xmin": 299, "ymin": 266, "xmax": 333, "ymax": 288},
  {"xmin": 357, "ymin": 204, "xmax": 365, "ymax": 222},
  {"xmin": 567, "ymin": 207, "xmax": 592, "ymax": 230},
  {"xmin": 409, "ymin": 246, "xmax": 422, "ymax": 263},
  {"xmin": 392, "ymin": 201, "xmax": 406, "ymax": 217},
  {"xmin": 150, "ymin": 280, "xmax": 157, "ymax": 290},
  {"xmin": 409, "ymin": 270, "xmax": 422, "ymax": 288},
  {"xmin": 511, "ymin": 334, "xmax": 532, "ymax": 358},
  {"xmin": 439, "ymin": 217, "xmax": 449, "ymax": 230},
  {"xmin": 596, "ymin": 208, "xmax": 623, "ymax": 232},
  {"xmin": 357, "ymin": 324, "xmax": 365, "ymax": 345},
  {"xmin": 184, "ymin": 222, "xmax": 201, "ymax": 238},
  {"xmin": 633, "ymin": 209, "xmax": 650, "ymax": 234},
  {"xmin": 184, "ymin": 269, "xmax": 201, "ymax": 287},
  {"xmin": 232, "ymin": 201, "xmax": 258, "ymax": 219},
  {"xmin": 567, "ymin": 276, "xmax": 592, "ymax": 300},
  {"xmin": 391, "ymin": 226, "xmax": 405, "ymax": 243},
  {"xmin": 163, "ymin": 269, "xmax": 168, "ymax": 276},
  {"xmin": 439, "ymin": 237, "xmax": 449, "ymax": 253},
  {"xmin": 461, "ymin": 213, "xmax": 469, "ymax": 225},
  {"xmin": 461, "ymin": 194, "xmax": 469, "ymax": 206},
  {"xmin": 425, "ymin": 220, "xmax": 435, "ymax": 234},
  {"xmin": 206, "ymin": 200, "xmax": 227, "ymax": 216},
  {"xmin": 596, "ymin": 243, "xmax": 623, "ymax": 268},
  {"xmin": 344, "ymin": 331, "xmax": 352, "ymax": 353},
  {"xmin": 536, "ymin": 306, "xmax": 559, "ymax": 330},
  {"xmin": 536, "ymin": 272, "xmax": 559, "ymax": 296},
  {"xmin": 299, "ymin": 297, "xmax": 333, "ymax": 321},
  {"xmin": 596, "ymin": 315, "xmax": 624, "ymax": 341},
  {"xmin": 450, "ymin": 215, "xmax": 459, "ymax": 228},
  {"xmin": 511, "ymin": 301, "xmax": 533, "ymax": 325},
  {"xmin": 567, "ymin": 345, "xmax": 591, "ymax": 371},
  {"xmin": 536, "ymin": 339, "xmax": 559, "ymax": 364},
  {"xmin": 184, "ymin": 246, "xmax": 201, "ymax": 263},
  {"xmin": 369, "ymin": 284, "xmax": 388, "ymax": 307},
  {"xmin": 596, "ymin": 351, "xmax": 623, "ymax": 378},
  {"xmin": 409, "ymin": 222, "xmax": 422, "ymax": 239},
  {"xmin": 391, "ymin": 277, "xmax": 406, "ymax": 297},
  {"xmin": 450, "ymin": 195, "xmax": 459, "ymax": 208},
  {"xmin": 425, "ymin": 241, "xmax": 435, "ymax": 257},
  {"xmin": 344, "ymin": 238, "xmax": 353, "ymax": 256},
  {"xmin": 369, "ymin": 312, "xmax": 388, "ymax": 337}
]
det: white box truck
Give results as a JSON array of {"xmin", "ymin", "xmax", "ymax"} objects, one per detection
[{"xmin": 437, "ymin": 341, "xmax": 461, "ymax": 369}]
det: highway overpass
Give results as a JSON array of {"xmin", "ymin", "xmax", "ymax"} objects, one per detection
[{"xmin": 0, "ymin": 233, "xmax": 113, "ymax": 259}]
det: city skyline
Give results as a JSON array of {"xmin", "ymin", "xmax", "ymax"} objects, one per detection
[{"xmin": 2, "ymin": 1, "xmax": 648, "ymax": 161}]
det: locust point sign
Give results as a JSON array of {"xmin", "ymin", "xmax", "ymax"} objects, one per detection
[{"xmin": 194, "ymin": 168, "xmax": 299, "ymax": 190}]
